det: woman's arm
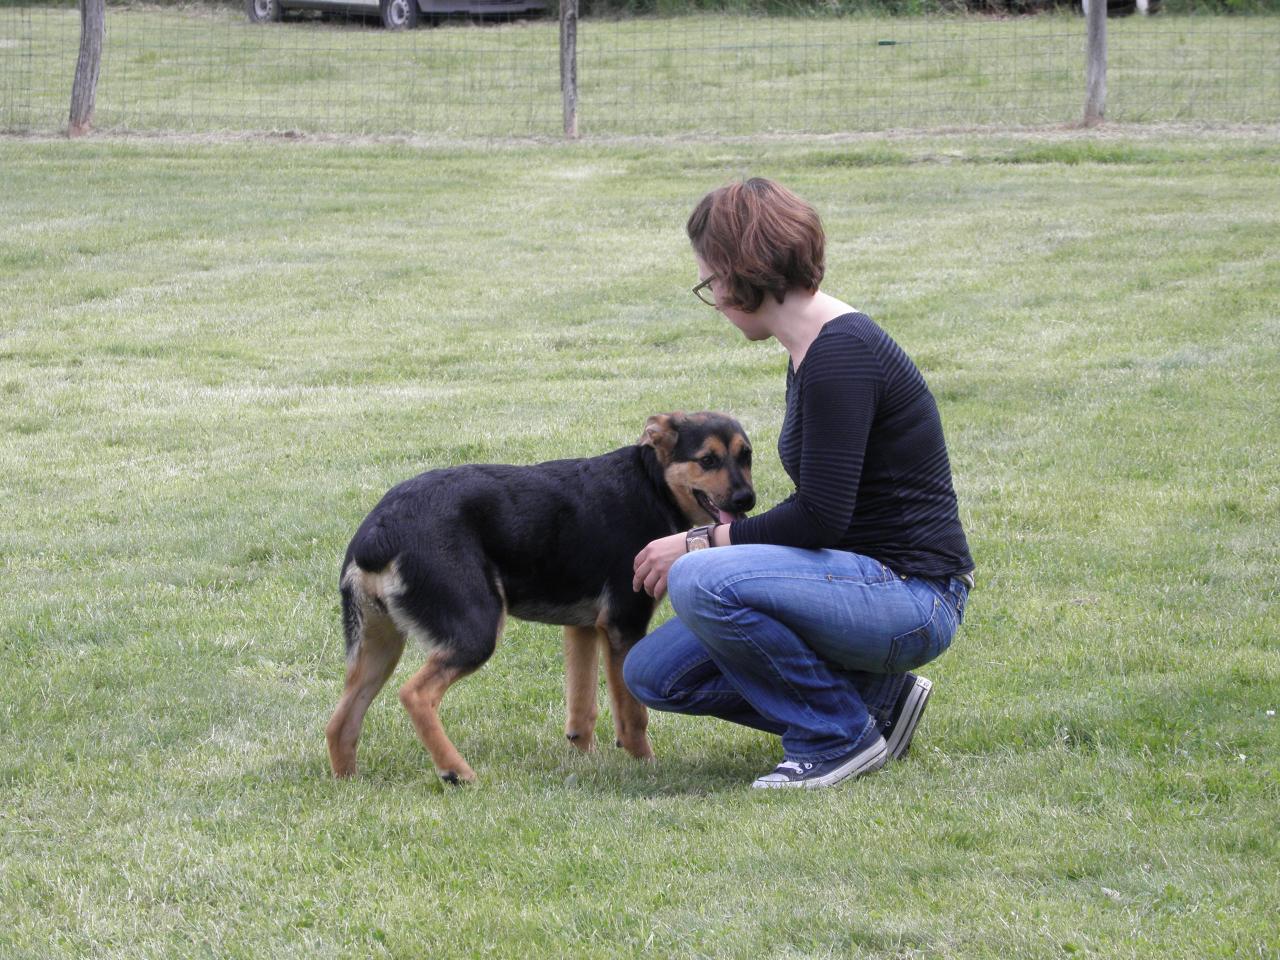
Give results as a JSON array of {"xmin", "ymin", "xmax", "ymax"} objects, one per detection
[
  {"xmin": 731, "ymin": 337, "xmax": 882, "ymax": 549},
  {"xmin": 633, "ymin": 526, "xmax": 730, "ymax": 599}
]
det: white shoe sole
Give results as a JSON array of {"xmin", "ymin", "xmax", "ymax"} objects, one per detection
[
  {"xmin": 753, "ymin": 736, "xmax": 888, "ymax": 789},
  {"xmin": 885, "ymin": 676, "xmax": 933, "ymax": 761}
]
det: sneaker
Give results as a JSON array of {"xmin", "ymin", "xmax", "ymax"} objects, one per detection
[
  {"xmin": 752, "ymin": 734, "xmax": 888, "ymax": 789},
  {"xmin": 881, "ymin": 674, "xmax": 933, "ymax": 761}
]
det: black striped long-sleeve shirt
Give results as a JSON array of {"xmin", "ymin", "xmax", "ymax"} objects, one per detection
[{"xmin": 729, "ymin": 312, "xmax": 974, "ymax": 579}]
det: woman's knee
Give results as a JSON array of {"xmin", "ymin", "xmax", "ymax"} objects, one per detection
[
  {"xmin": 623, "ymin": 619, "xmax": 720, "ymax": 710},
  {"xmin": 621, "ymin": 643, "xmax": 662, "ymax": 706},
  {"xmin": 667, "ymin": 550, "xmax": 736, "ymax": 622}
]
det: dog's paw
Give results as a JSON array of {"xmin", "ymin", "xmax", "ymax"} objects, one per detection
[
  {"xmin": 566, "ymin": 731, "xmax": 596, "ymax": 753},
  {"xmin": 617, "ymin": 736, "xmax": 655, "ymax": 761}
]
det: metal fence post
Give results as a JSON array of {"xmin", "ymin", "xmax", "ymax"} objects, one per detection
[
  {"xmin": 69, "ymin": 0, "xmax": 105, "ymax": 137},
  {"xmin": 1084, "ymin": 0, "xmax": 1107, "ymax": 126},
  {"xmin": 560, "ymin": 0, "xmax": 578, "ymax": 139}
]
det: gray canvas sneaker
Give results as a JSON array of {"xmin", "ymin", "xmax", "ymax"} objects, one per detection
[{"xmin": 752, "ymin": 734, "xmax": 888, "ymax": 789}]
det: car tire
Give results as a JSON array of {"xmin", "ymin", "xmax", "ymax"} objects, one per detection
[
  {"xmin": 246, "ymin": 0, "xmax": 284, "ymax": 23},
  {"xmin": 380, "ymin": 0, "xmax": 419, "ymax": 29}
]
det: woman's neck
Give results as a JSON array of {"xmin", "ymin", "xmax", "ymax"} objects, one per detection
[{"xmin": 761, "ymin": 290, "xmax": 856, "ymax": 369}]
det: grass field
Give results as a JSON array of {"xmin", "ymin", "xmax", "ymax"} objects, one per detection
[
  {"xmin": 2, "ymin": 131, "xmax": 1279, "ymax": 958},
  {"xmin": 2, "ymin": 5, "xmax": 1279, "ymax": 137}
]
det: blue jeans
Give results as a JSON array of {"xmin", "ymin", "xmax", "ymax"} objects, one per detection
[{"xmin": 623, "ymin": 546, "xmax": 968, "ymax": 763}]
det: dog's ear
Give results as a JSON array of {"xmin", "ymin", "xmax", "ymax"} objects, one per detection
[{"xmin": 639, "ymin": 412, "xmax": 682, "ymax": 465}]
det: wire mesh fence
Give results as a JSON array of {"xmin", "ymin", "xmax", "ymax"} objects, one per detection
[
  {"xmin": 2, "ymin": 2, "xmax": 563, "ymax": 136},
  {"xmin": 2, "ymin": 3, "xmax": 78, "ymax": 132},
  {"xmin": 581, "ymin": 16, "xmax": 1092, "ymax": 135},
  {"xmin": 1, "ymin": 1, "xmax": 1278, "ymax": 138},
  {"xmin": 1108, "ymin": 16, "xmax": 1280, "ymax": 122}
]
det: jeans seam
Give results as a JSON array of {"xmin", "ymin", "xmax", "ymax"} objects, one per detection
[
  {"xmin": 661, "ymin": 656, "xmax": 739, "ymax": 701},
  {"xmin": 713, "ymin": 570, "xmax": 892, "ymax": 593}
]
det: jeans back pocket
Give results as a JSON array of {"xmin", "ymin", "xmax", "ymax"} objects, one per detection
[{"xmin": 885, "ymin": 594, "xmax": 956, "ymax": 673}]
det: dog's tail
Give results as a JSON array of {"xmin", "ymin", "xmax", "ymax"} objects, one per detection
[
  {"xmin": 339, "ymin": 548, "xmax": 364, "ymax": 660},
  {"xmin": 339, "ymin": 521, "xmax": 404, "ymax": 659}
]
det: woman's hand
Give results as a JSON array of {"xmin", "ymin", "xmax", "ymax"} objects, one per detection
[{"xmin": 632, "ymin": 532, "xmax": 688, "ymax": 600}]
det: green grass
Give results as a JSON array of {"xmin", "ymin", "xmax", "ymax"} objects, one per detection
[
  {"xmin": 2, "ymin": 6, "xmax": 1279, "ymax": 136},
  {"xmin": 1, "ymin": 132, "xmax": 1279, "ymax": 958}
]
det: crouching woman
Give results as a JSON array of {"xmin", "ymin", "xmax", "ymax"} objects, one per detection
[{"xmin": 626, "ymin": 178, "xmax": 974, "ymax": 789}]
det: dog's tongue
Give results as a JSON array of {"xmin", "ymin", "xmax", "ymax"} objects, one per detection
[{"xmin": 719, "ymin": 509, "xmax": 741, "ymax": 525}]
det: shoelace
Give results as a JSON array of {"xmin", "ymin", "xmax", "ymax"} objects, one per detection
[{"xmin": 775, "ymin": 760, "xmax": 814, "ymax": 774}]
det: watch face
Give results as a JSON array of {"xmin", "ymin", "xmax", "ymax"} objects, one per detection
[{"xmin": 688, "ymin": 529, "xmax": 711, "ymax": 550}]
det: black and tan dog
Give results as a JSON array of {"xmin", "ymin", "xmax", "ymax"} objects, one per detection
[{"xmin": 325, "ymin": 412, "xmax": 755, "ymax": 784}]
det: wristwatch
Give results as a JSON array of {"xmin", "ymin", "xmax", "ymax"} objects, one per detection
[{"xmin": 685, "ymin": 524, "xmax": 715, "ymax": 552}]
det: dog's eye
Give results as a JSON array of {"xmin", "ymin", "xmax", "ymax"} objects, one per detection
[
  {"xmin": 739, "ymin": 449, "xmax": 752, "ymax": 468},
  {"xmin": 699, "ymin": 455, "xmax": 720, "ymax": 470}
]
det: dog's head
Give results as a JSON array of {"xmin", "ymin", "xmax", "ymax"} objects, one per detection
[{"xmin": 639, "ymin": 412, "xmax": 756, "ymax": 525}]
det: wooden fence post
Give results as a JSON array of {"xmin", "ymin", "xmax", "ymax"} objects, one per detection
[
  {"xmin": 68, "ymin": 0, "xmax": 105, "ymax": 137},
  {"xmin": 1084, "ymin": 0, "xmax": 1107, "ymax": 126},
  {"xmin": 560, "ymin": 0, "xmax": 578, "ymax": 139}
]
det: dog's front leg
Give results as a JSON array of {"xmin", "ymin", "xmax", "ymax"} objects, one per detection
[
  {"xmin": 563, "ymin": 625, "xmax": 600, "ymax": 752},
  {"xmin": 601, "ymin": 637, "xmax": 654, "ymax": 761}
]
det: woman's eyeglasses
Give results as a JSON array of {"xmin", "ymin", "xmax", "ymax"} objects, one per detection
[{"xmin": 691, "ymin": 275, "xmax": 716, "ymax": 306}]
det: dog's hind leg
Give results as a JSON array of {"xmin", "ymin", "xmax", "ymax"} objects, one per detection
[
  {"xmin": 563, "ymin": 625, "xmax": 600, "ymax": 752},
  {"xmin": 601, "ymin": 632, "xmax": 654, "ymax": 761},
  {"xmin": 398, "ymin": 655, "xmax": 483, "ymax": 785},
  {"xmin": 326, "ymin": 609, "xmax": 406, "ymax": 779},
  {"xmin": 396, "ymin": 578, "xmax": 504, "ymax": 785}
]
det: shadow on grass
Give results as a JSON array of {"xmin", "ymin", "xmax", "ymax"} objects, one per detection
[{"xmin": 251, "ymin": 739, "xmax": 776, "ymax": 798}]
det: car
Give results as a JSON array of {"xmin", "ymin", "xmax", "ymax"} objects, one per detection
[
  {"xmin": 1079, "ymin": 0, "xmax": 1162, "ymax": 15},
  {"xmin": 246, "ymin": 0, "xmax": 547, "ymax": 30}
]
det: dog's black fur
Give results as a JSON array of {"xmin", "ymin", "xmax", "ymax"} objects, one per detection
[{"xmin": 326, "ymin": 412, "xmax": 754, "ymax": 782}]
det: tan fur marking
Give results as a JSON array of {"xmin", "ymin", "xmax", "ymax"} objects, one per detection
[
  {"xmin": 343, "ymin": 559, "xmax": 404, "ymax": 610},
  {"xmin": 326, "ymin": 608, "xmax": 406, "ymax": 778},
  {"xmin": 662, "ymin": 460, "xmax": 707, "ymax": 525},
  {"xmin": 395, "ymin": 583, "xmax": 507, "ymax": 783},
  {"xmin": 692, "ymin": 438, "xmax": 728, "ymax": 461},
  {"xmin": 398, "ymin": 655, "xmax": 478, "ymax": 784},
  {"xmin": 600, "ymin": 636, "xmax": 653, "ymax": 760}
]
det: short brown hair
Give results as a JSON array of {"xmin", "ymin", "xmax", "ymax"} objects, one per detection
[{"xmin": 686, "ymin": 178, "xmax": 825, "ymax": 313}]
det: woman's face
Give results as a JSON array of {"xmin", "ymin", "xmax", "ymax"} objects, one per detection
[{"xmin": 695, "ymin": 256, "xmax": 771, "ymax": 342}]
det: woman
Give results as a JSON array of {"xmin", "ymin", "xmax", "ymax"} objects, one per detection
[{"xmin": 625, "ymin": 178, "xmax": 974, "ymax": 789}]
